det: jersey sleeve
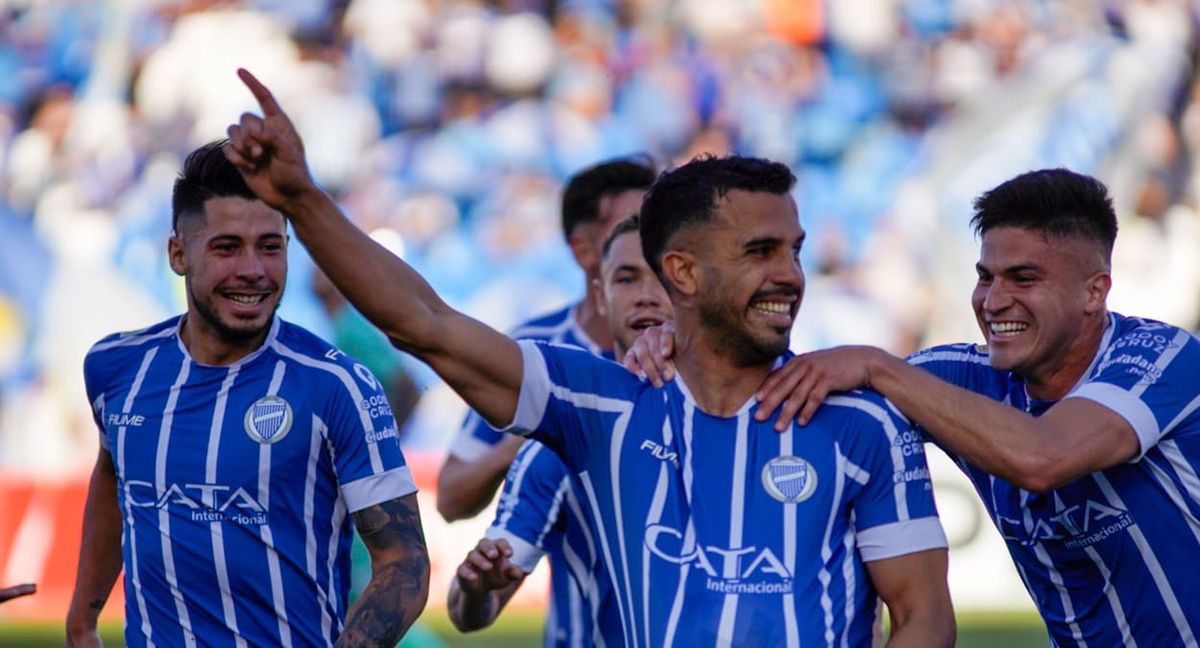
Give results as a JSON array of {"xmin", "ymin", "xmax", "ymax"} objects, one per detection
[
  {"xmin": 484, "ymin": 440, "xmax": 571, "ymax": 573},
  {"xmin": 322, "ymin": 360, "xmax": 418, "ymax": 513},
  {"xmin": 830, "ymin": 394, "xmax": 948, "ymax": 562},
  {"xmin": 446, "ymin": 409, "xmax": 507, "ymax": 461},
  {"xmin": 82, "ymin": 344, "xmax": 111, "ymax": 451},
  {"xmin": 499, "ymin": 340, "xmax": 638, "ymax": 472},
  {"xmin": 1066, "ymin": 326, "xmax": 1200, "ymax": 459}
]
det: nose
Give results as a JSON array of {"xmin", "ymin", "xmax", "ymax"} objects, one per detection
[
  {"xmin": 980, "ymin": 281, "xmax": 1012, "ymax": 313},
  {"xmin": 234, "ymin": 249, "xmax": 266, "ymax": 279}
]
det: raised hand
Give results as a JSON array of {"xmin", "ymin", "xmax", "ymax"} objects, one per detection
[
  {"xmin": 455, "ymin": 538, "xmax": 524, "ymax": 595},
  {"xmin": 621, "ymin": 321, "xmax": 676, "ymax": 387},
  {"xmin": 224, "ymin": 68, "xmax": 317, "ymax": 211}
]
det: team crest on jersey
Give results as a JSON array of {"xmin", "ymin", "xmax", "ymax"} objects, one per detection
[
  {"xmin": 761, "ymin": 456, "xmax": 818, "ymax": 504},
  {"xmin": 243, "ymin": 396, "xmax": 294, "ymax": 444}
]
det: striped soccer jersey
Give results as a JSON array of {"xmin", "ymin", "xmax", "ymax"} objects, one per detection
[
  {"xmin": 910, "ymin": 312, "xmax": 1200, "ymax": 647},
  {"xmin": 83, "ymin": 315, "xmax": 417, "ymax": 647},
  {"xmin": 506, "ymin": 341, "xmax": 947, "ymax": 647},
  {"xmin": 487, "ymin": 440, "xmax": 614, "ymax": 647},
  {"xmin": 448, "ymin": 302, "xmax": 610, "ymax": 646}
]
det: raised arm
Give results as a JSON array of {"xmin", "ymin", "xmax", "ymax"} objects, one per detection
[
  {"xmin": 66, "ymin": 448, "xmax": 123, "ymax": 647},
  {"xmin": 866, "ymin": 549, "xmax": 955, "ymax": 648},
  {"xmin": 755, "ymin": 347, "xmax": 1139, "ymax": 492},
  {"xmin": 337, "ymin": 494, "xmax": 430, "ymax": 647},
  {"xmin": 224, "ymin": 69, "xmax": 521, "ymax": 427}
]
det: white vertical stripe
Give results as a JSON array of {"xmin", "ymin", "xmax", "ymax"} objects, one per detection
[
  {"xmin": 1094, "ymin": 473, "xmax": 1194, "ymax": 644},
  {"xmin": 819, "ymin": 447, "xmax": 849, "ymax": 645},
  {"xmin": 780, "ymin": 426, "xmax": 799, "ymax": 648},
  {"xmin": 536, "ymin": 476, "xmax": 571, "ymax": 548},
  {"xmin": 325, "ymin": 486, "xmax": 348, "ymax": 635},
  {"xmin": 120, "ymin": 348, "xmax": 159, "ymax": 647},
  {"xmin": 716, "ymin": 412, "xmax": 750, "ymax": 646},
  {"xmin": 1023, "ymin": 495, "xmax": 1087, "ymax": 647},
  {"xmin": 605, "ymin": 405, "xmax": 638, "ymax": 648},
  {"xmin": 1128, "ymin": 329, "xmax": 1190, "ymax": 398},
  {"xmin": 826, "ymin": 396, "xmax": 909, "ymax": 519},
  {"xmin": 579, "ymin": 472, "xmax": 634, "ymax": 648},
  {"xmin": 1144, "ymin": 448, "xmax": 1200, "ymax": 552},
  {"xmin": 307, "ymin": 414, "xmax": 336, "ymax": 646},
  {"xmin": 272, "ymin": 341, "xmax": 384, "ymax": 472},
  {"xmin": 663, "ymin": 402, "xmax": 694, "ymax": 648},
  {"xmin": 261, "ymin": 360, "xmax": 292, "ymax": 647},
  {"xmin": 841, "ymin": 515, "xmax": 856, "ymax": 648},
  {"xmin": 496, "ymin": 443, "xmax": 541, "ymax": 529},
  {"xmin": 642, "ymin": 418, "xmax": 672, "ymax": 648},
  {"xmin": 205, "ymin": 366, "xmax": 245, "ymax": 648},
  {"xmin": 156, "ymin": 357, "xmax": 196, "ymax": 646},
  {"xmin": 568, "ymin": 573, "xmax": 584, "ymax": 648}
]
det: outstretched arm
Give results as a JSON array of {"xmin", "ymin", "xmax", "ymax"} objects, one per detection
[
  {"xmin": 224, "ymin": 69, "xmax": 522, "ymax": 427},
  {"xmin": 66, "ymin": 449, "xmax": 123, "ymax": 647},
  {"xmin": 447, "ymin": 538, "xmax": 526, "ymax": 632},
  {"xmin": 867, "ymin": 549, "xmax": 955, "ymax": 648},
  {"xmin": 754, "ymin": 346, "xmax": 1139, "ymax": 492},
  {"xmin": 337, "ymin": 494, "xmax": 430, "ymax": 647}
]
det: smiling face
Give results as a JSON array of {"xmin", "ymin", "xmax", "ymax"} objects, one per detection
[
  {"xmin": 972, "ymin": 226, "xmax": 1109, "ymax": 390},
  {"xmin": 169, "ymin": 196, "xmax": 288, "ymax": 359},
  {"xmin": 597, "ymin": 229, "xmax": 673, "ymax": 358},
  {"xmin": 691, "ymin": 190, "xmax": 805, "ymax": 366}
]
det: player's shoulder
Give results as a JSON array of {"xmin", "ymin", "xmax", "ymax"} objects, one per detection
[
  {"xmin": 822, "ymin": 388, "xmax": 905, "ymax": 426},
  {"xmin": 906, "ymin": 342, "xmax": 989, "ymax": 367},
  {"xmin": 84, "ymin": 315, "xmax": 181, "ymax": 376},
  {"xmin": 1108, "ymin": 312, "xmax": 1197, "ymax": 349},
  {"xmin": 509, "ymin": 304, "xmax": 574, "ymax": 341},
  {"xmin": 272, "ymin": 319, "xmax": 385, "ymax": 394}
]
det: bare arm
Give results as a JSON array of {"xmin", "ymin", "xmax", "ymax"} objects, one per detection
[
  {"xmin": 66, "ymin": 449, "xmax": 123, "ymax": 647},
  {"xmin": 224, "ymin": 69, "xmax": 522, "ymax": 428},
  {"xmin": 446, "ymin": 538, "xmax": 526, "ymax": 632},
  {"xmin": 866, "ymin": 549, "xmax": 955, "ymax": 648},
  {"xmin": 0, "ymin": 583, "xmax": 35, "ymax": 604},
  {"xmin": 336, "ymin": 494, "xmax": 429, "ymax": 647},
  {"xmin": 755, "ymin": 347, "xmax": 1139, "ymax": 492},
  {"xmin": 436, "ymin": 435, "xmax": 525, "ymax": 522}
]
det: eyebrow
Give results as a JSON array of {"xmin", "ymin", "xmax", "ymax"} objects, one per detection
[
  {"xmin": 976, "ymin": 261, "xmax": 1045, "ymax": 275},
  {"xmin": 742, "ymin": 232, "xmax": 806, "ymax": 249}
]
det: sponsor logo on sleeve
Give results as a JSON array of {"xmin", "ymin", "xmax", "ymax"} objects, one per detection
[
  {"xmin": 761, "ymin": 455, "xmax": 818, "ymax": 504},
  {"xmin": 244, "ymin": 395, "xmax": 294, "ymax": 444}
]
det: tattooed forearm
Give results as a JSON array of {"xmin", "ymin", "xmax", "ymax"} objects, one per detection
[{"xmin": 335, "ymin": 494, "xmax": 430, "ymax": 648}]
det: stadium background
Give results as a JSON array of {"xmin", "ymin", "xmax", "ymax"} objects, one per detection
[{"xmin": 0, "ymin": 0, "xmax": 1197, "ymax": 644}]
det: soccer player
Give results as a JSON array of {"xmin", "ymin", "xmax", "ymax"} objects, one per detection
[
  {"xmin": 225, "ymin": 68, "xmax": 955, "ymax": 646},
  {"xmin": 640, "ymin": 168, "xmax": 1200, "ymax": 646},
  {"xmin": 447, "ymin": 214, "xmax": 671, "ymax": 643},
  {"xmin": 436, "ymin": 157, "xmax": 654, "ymax": 524},
  {"xmin": 65, "ymin": 142, "xmax": 429, "ymax": 647}
]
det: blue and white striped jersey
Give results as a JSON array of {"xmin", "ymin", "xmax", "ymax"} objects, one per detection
[
  {"xmin": 910, "ymin": 312, "xmax": 1200, "ymax": 647},
  {"xmin": 486, "ymin": 441, "xmax": 611, "ymax": 648},
  {"xmin": 449, "ymin": 303, "xmax": 608, "ymax": 462},
  {"xmin": 507, "ymin": 341, "xmax": 947, "ymax": 647},
  {"xmin": 83, "ymin": 315, "xmax": 417, "ymax": 648}
]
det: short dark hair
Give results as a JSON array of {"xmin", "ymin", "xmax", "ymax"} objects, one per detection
[
  {"xmin": 561, "ymin": 157, "xmax": 656, "ymax": 239},
  {"xmin": 172, "ymin": 140, "xmax": 258, "ymax": 232},
  {"xmin": 639, "ymin": 155, "xmax": 796, "ymax": 279},
  {"xmin": 972, "ymin": 168, "xmax": 1117, "ymax": 262},
  {"xmin": 600, "ymin": 213, "xmax": 641, "ymax": 260}
]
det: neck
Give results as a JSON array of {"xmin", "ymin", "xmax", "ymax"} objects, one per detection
[
  {"xmin": 179, "ymin": 314, "xmax": 270, "ymax": 366},
  {"xmin": 576, "ymin": 279, "xmax": 613, "ymax": 350},
  {"xmin": 672, "ymin": 316, "xmax": 774, "ymax": 417},
  {"xmin": 1025, "ymin": 310, "xmax": 1109, "ymax": 401}
]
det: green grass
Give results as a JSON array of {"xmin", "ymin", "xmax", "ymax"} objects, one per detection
[{"xmin": 0, "ymin": 610, "xmax": 1047, "ymax": 647}]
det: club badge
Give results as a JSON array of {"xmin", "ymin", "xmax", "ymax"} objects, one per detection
[
  {"xmin": 244, "ymin": 395, "xmax": 293, "ymax": 445},
  {"xmin": 762, "ymin": 455, "xmax": 818, "ymax": 504}
]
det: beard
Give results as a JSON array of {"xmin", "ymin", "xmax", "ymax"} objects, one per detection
[
  {"xmin": 189, "ymin": 283, "xmax": 282, "ymax": 343},
  {"xmin": 698, "ymin": 290, "xmax": 789, "ymax": 367}
]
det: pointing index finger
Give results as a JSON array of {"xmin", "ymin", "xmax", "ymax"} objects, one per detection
[{"xmin": 237, "ymin": 68, "xmax": 283, "ymax": 116}]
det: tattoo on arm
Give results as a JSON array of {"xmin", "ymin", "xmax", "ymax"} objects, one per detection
[{"xmin": 335, "ymin": 494, "xmax": 430, "ymax": 648}]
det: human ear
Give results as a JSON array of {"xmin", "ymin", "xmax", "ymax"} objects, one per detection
[
  {"xmin": 661, "ymin": 250, "xmax": 697, "ymax": 297},
  {"xmin": 168, "ymin": 234, "xmax": 187, "ymax": 276},
  {"xmin": 1084, "ymin": 271, "xmax": 1111, "ymax": 314}
]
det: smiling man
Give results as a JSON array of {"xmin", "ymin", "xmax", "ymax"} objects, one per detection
[
  {"xmin": 742, "ymin": 168, "xmax": 1200, "ymax": 646},
  {"xmin": 447, "ymin": 214, "xmax": 673, "ymax": 644},
  {"xmin": 66, "ymin": 141, "xmax": 429, "ymax": 648},
  {"xmin": 223, "ymin": 68, "xmax": 954, "ymax": 647}
]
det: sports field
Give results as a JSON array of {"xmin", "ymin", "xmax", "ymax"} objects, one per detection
[{"xmin": 0, "ymin": 610, "xmax": 1047, "ymax": 647}]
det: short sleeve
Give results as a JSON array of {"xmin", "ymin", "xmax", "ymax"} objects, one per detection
[
  {"xmin": 829, "ymin": 394, "xmax": 947, "ymax": 562},
  {"xmin": 447, "ymin": 410, "xmax": 507, "ymax": 461},
  {"xmin": 485, "ymin": 441, "xmax": 572, "ymax": 573},
  {"xmin": 322, "ymin": 360, "xmax": 417, "ymax": 513},
  {"xmin": 1067, "ymin": 326, "xmax": 1200, "ymax": 458}
]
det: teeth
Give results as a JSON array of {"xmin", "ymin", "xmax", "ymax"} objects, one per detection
[
  {"xmin": 229, "ymin": 294, "xmax": 264, "ymax": 305},
  {"xmin": 753, "ymin": 302, "xmax": 790, "ymax": 315},
  {"xmin": 990, "ymin": 322, "xmax": 1028, "ymax": 336}
]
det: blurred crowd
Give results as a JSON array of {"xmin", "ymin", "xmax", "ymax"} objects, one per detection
[{"xmin": 0, "ymin": 0, "xmax": 1198, "ymax": 471}]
